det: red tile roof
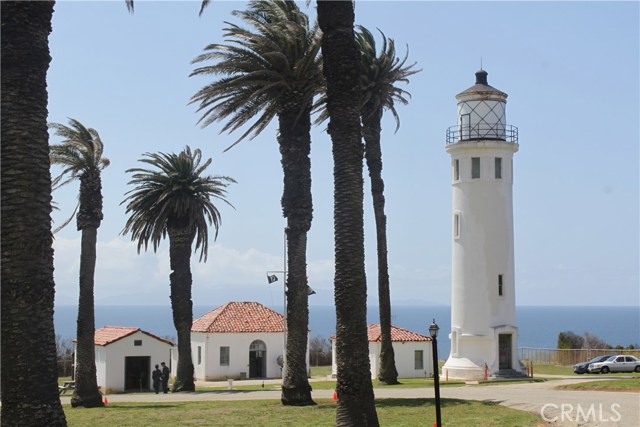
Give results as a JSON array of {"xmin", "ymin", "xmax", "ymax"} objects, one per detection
[
  {"xmin": 367, "ymin": 324, "xmax": 431, "ymax": 342},
  {"xmin": 330, "ymin": 324, "xmax": 432, "ymax": 342},
  {"xmin": 192, "ymin": 302, "xmax": 286, "ymax": 333},
  {"xmin": 93, "ymin": 326, "xmax": 174, "ymax": 346}
]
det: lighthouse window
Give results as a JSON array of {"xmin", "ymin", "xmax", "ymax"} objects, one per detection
[
  {"xmin": 498, "ymin": 274, "xmax": 504, "ymax": 296},
  {"xmin": 453, "ymin": 159, "xmax": 460, "ymax": 181},
  {"xmin": 471, "ymin": 157, "xmax": 481, "ymax": 179},
  {"xmin": 453, "ymin": 213, "xmax": 460, "ymax": 239},
  {"xmin": 495, "ymin": 158, "xmax": 502, "ymax": 179}
]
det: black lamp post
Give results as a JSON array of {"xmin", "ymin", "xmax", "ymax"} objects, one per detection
[{"xmin": 429, "ymin": 319, "xmax": 442, "ymax": 427}]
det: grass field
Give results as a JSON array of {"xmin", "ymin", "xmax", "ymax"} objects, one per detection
[
  {"xmin": 557, "ymin": 378, "xmax": 640, "ymax": 392},
  {"xmin": 63, "ymin": 398, "xmax": 542, "ymax": 427}
]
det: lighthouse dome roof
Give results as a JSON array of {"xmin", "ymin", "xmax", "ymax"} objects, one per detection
[{"xmin": 457, "ymin": 69, "xmax": 507, "ymax": 99}]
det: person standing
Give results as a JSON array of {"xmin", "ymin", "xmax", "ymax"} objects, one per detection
[
  {"xmin": 152, "ymin": 365, "xmax": 162, "ymax": 394},
  {"xmin": 161, "ymin": 362, "xmax": 170, "ymax": 394}
]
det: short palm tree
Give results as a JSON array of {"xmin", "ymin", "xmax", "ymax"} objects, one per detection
[
  {"xmin": 190, "ymin": 0, "xmax": 322, "ymax": 406},
  {"xmin": 317, "ymin": 2, "xmax": 379, "ymax": 425},
  {"xmin": 121, "ymin": 146, "xmax": 235, "ymax": 392},
  {"xmin": 49, "ymin": 118, "xmax": 110, "ymax": 408},
  {"xmin": 356, "ymin": 26, "xmax": 420, "ymax": 385}
]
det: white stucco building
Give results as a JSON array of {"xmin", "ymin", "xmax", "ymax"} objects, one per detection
[
  {"xmin": 80, "ymin": 326, "xmax": 174, "ymax": 393},
  {"xmin": 442, "ymin": 69, "xmax": 525, "ymax": 380},
  {"xmin": 178, "ymin": 301, "xmax": 302, "ymax": 381},
  {"xmin": 331, "ymin": 324, "xmax": 433, "ymax": 379}
]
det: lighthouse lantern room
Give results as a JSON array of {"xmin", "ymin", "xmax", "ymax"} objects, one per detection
[{"xmin": 442, "ymin": 69, "xmax": 525, "ymax": 380}]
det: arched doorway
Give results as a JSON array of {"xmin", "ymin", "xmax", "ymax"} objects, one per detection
[{"xmin": 249, "ymin": 340, "xmax": 267, "ymax": 378}]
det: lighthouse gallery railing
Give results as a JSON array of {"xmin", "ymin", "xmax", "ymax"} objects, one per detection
[{"xmin": 446, "ymin": 124, "xmax": 518, "ymax": 144}]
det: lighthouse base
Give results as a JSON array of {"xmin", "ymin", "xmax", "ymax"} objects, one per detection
[
  {"xmin": 442, "ymin": 357, "xmax": 486, "ymax": 381},
  {"xmin": 443, "ymin": 357, "xmax": 527, "ymax": 381}
]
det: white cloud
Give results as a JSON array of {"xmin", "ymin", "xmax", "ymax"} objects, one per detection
[{"xmin": 53, "ymin": 236, "xmax": 340, "ymax": 306}]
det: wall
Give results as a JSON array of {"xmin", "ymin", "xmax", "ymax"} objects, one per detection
[
  {"xmin": 99, "ymin": 332, "xmax": 173, "ymax": 392},
  {"xmin": 193, "ymin": 331, "xmax": 287, "ymax": 381},
  {"xmin": 332, "ymin": 339, "xmax": 434, "ymax": 379}
]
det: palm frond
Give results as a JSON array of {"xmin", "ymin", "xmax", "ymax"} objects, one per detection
[
  {"xmin": 49, "ymin": 118, "xmax": 109, "ymax": 226},
  {"xmin": 53, "ymin": 202, "xmax": 80, "ymax": 234},
  {"xmin": 356, "ymin": 25, "xmax": 422, "ymax": 133},
  {"xmin": 190, "ymin": 0, "xmax": 322, "ymax": 147},
  {"xmin": 121, "ymin": 146, "xmax": 236, "ymax": 262}
]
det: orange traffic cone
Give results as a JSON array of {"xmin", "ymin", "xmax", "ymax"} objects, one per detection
[
  {"xmin": 103, "ymin": 396, "xmax": 109, "ymax": 405},
  {"xmin": 332, "ymin": 391, "xmax": 337, "ymax": 401}
]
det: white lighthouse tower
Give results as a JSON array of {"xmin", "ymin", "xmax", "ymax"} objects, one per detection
[{"xmin": 442, "ymin": 69, "xmax": 524, "ymax": 380}]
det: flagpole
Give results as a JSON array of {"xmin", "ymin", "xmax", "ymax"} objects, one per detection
[{"xmin": 265, "ymin": 227, "xmax": 288, "ymax": 379}]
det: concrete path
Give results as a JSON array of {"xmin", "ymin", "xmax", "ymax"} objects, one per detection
[{"xmin": 60, "ymin": 376, "xmax": 640, "ymax": 427}]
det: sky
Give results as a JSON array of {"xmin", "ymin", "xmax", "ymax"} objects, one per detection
[{"xmin": 47, "ymin": 1, "xmax": 639, "ymax": 310}]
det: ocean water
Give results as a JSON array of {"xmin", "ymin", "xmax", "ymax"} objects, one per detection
[{"xmin": 54, "ymin": 305, "xmax": 639, "ymax": 358}]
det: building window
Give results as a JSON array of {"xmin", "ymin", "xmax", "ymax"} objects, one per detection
[
  {"xmin": 134, "ymin": 340, "xmax": 142, "ymax": 346},
  {"xmin": 495, "ymin": 157, "xmax": 502, "ymax": 179},
  {"xmin": 220, "ymin": 346, "xmax": 230, "ymax": 366},
  {"xmin": 471, "ymin": 157, "xmax": 480, "ymax": 179},
  {"xmin": 453, "ymin": 159, "xmax": 460, "ymax": 181},
  {"xmin": 197, "ymin": 346, "xmax": 202, "ymax": 365},
  {"xmin": 498, "ymin": 274, "xmax": 504, "ymax": 296},
  {"xmin": 414, "ymin": 350, "xmax": 424, "ymax": 370},
  {"xmin": 453, "ymin": 213, "xmax": 461, "ymax": 239}
]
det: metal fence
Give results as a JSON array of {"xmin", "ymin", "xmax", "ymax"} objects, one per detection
[{"xmin": 520, "ymin": 347, "xmax": 640, "ymax": 366}]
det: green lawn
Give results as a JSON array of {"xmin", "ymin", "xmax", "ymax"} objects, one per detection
[
  {"xmin": 63, "ymin": 398, "xmax": 541, "ymax": 427},
  {"xmin": 528, "ymin": 363, "xmax": 573, "ymax": 375},
  {"xmin": 310, "ymin": 365, "xmax": 332, "ymax": 377},
  {"xmin": 557, "ymin": 378, "xmax": 640, "ymax": 392}
]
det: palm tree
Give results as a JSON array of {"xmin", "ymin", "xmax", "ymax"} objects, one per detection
[
  {"xmin": 1, "ymin": 2, "xmax": 67, "ymax": 425},
  {"xmin": 317, "ymin": 2, "xmax": 379, "ymax": 425},
  {"xmin": 121, "ymin": 146, "xmax": 235, "ymax": 392},
  {"xmin": 190, "ymin": 0, "xmax": 322, "ymax": 406},
  {"xmin": 356, "ymin": 26, "xmax": 420, "ymax": 386},
  {"xmin": 2, "ymin": 1, "xmax": 214, "ymax": 423},
  {"xmin": 49, "ymin": 118, "xmax": 110, "ymax": 407}
]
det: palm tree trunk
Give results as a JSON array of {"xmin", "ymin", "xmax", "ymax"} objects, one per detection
[
  {"xmin": 278, "ymin": 104, "xmax": 314, "ymax": 406},
  {"xmin": 71, "ymin": 227, "xmax": 104, "ymax": 408},
  {"xmin": 72, "ymin": 170, "xmax": 105, "ymax": 407},
  {"xmin": 1, "ymin": 1, "xmax": 67, "ymax": 425},
  {"xmin": 318, "ymin": 2, "xmax": 379, "ymax": 425},
  {"xmin": 168, "ymin": 227, "xmax": 195, "ymax": 392},
  {"xmin": 362, "ymin": 110, "xmax": 399, "ymax": 385}
]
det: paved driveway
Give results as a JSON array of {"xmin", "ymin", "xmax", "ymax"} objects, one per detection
[{"xmin": 60, "ymin": 376, "xmax": 640, "ymax": 427}]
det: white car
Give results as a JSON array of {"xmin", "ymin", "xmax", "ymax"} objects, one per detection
[{"xmin": 588, "ymin": 355, "xmax": 640, "ymax": 374}]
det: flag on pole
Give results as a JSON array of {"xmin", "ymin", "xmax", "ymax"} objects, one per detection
[{"xmin": 267, "ymin": 274, "xmax": 278, "ymax": 284}]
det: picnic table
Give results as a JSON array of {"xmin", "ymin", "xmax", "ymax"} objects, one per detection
[{"xmin": 58, "ymin": 381, "xmax": 75, "ymax": 395}]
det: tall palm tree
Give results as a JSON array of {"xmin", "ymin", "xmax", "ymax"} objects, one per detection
[
  {"xmin": 1, "ymin": 1, "xmax": 67, "ymax": 425},
  {"xmin": 49, "ymin": 118, "xmax": 110, "ymax": 407},
  {"xmin": 317, "ymin": 2, "xmax": 379, "ymax": 425},
  {"xmin": 2, "ymin": 1, "xmax": 213, "ymax": 423},
  {"xmin": 121, "ymin": 146, "xmax": 235, "ymax": 392},
  {"xmin": 357, "ymin": 26, "xmax": 420, "ymax": 385},
  {"xmin": 190, "ymin": 0, "xmax": 322, "ymax": 406}
]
